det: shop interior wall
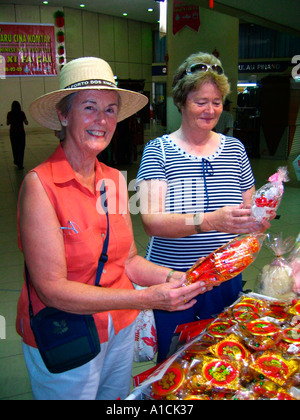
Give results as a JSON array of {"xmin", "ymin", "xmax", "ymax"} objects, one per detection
[
  {"xmin": 0, "ymin": 4, "xmax": 153, "ymax": 132},
  {"xmin": 166, "ymin": 1, "xmax": 239, "ymax": 134}
]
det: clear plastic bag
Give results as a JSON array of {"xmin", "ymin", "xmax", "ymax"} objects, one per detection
[
  {"xmin": 251, "ymin": 167, "xmax": 289, "ymax": 222},
  {"xmin": 256, "ymin": 234, "xmax": 296, "ymax": 300}
]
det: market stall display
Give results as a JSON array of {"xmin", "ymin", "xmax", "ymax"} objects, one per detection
[{"xmin": 129, "ymin": 294, "xmax": 300, "ymax": 400}]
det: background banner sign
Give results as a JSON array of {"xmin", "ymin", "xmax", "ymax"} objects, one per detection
[
  {"xmin": 238, "ymin": 61, "xmax": 290, "ymax": 74},
  {"xmin": 0, "ymin": 23, "xmax": 57, "ymax": 77},
  {"xmin": 173, "ymin": 0, "xmax": 200, "ymax": 35}
]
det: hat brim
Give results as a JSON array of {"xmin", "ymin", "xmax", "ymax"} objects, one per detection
[{"xmin": 29, "ymin": 86, "xmax": 148, "ymax": 131}]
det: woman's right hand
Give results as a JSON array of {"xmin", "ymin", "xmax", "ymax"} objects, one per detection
[{"xmin": 147, "ymin": 276, "xmax": 211, "ymax": 312}]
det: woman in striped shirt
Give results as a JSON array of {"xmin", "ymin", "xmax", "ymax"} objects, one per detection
[{"xmin": 136, "ymin": 52, "xmax": 271, "ymax": 363}]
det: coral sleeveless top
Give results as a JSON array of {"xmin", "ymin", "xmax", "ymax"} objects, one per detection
[{"xmin": 16, "ymin": 144, "xmax": 138, "ymax": 347}]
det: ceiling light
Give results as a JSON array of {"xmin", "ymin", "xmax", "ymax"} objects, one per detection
[
  {"xmin": 148, "ymin": 8, "xmax": 154, "ymax": 12},
  {"xmin": 159, "ymin": 0, "xmax": 167, "ymax": 36},
  {"xmin": 123, "ymin": 12, "xmax": 128, "ymax": 16},
  {"xmin": 80, "ymin": 4, "xmax": 85, "ymax": 8},
  {"xmin": 43, "ymin": 1, "xmax": 48, "ymax": 4}
]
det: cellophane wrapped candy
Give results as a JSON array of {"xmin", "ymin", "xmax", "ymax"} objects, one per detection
[
  {"xmin": 251, "ymin": 167, "xmax": 289, "ymax": 222},
  {"xmin": 130, "ymin": 294, "xmax": 300, "ymax": 400},
  {"xmin": 184, "ymin": 234, "xmax": 266, "ymax": 286},
  {"xmin": 256, "ymin": 234, "xmax": 296, "ymax": 300}
]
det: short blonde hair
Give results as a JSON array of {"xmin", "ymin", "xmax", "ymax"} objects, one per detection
[{"xmin": 172, "ymin": 52, "xmax": 231, "ymax": 111}]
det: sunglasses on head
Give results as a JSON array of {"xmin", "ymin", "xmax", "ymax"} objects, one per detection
[{"xmin": 180, "ymin": 63, "xmax": 224, "ymax": 80}]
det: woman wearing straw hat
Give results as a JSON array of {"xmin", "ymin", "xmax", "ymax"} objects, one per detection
[{"xmin": 16, "ymin": 57, "xmax": 208, "ymax": 400}]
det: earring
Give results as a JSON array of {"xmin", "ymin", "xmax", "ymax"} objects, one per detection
[{"xmin": 61, "ymin": 120, "xmax": 68, "ymax": 127}]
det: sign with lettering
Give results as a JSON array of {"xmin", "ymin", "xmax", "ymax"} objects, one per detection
[
  {"xmin": 0, "ymin": 23, "xmax": 57, "ymax": 77},
  {"xmin": 238, "ymin": 61, "xmax": 290, "ymax": 74},
  {"xmin": 173, "ymin": 0, "xmax": 200, "ymax": 35}
]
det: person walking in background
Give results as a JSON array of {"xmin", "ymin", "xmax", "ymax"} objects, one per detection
[{"xmin": 7, "ymin": 101, "xmax": 28, "ymax": 170}]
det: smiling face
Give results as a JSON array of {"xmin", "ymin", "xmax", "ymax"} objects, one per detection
[
  {"xmin": 181, "ymin": 81, "xmax": 223, "ymax": 133},
  {"xmin": 58, "ymin": 89, "xmax": 119, "ymax": 156}
]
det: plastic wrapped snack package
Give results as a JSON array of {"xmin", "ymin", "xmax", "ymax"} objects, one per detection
[
  {"xmin": 251, "ymin": 167, "xmax": 289, "ymax": 222},
  {"xmin": 256, "ymin": 234, "xmax": 296, "ymax": 300},
  {"xmin": 184, "ymin": 234, "xmax": 266, "ymax": 286}
]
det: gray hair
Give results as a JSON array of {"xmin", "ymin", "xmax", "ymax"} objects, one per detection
[{"xmin": 55, "ymin": 92, "xmax": 78, "ymax": 141}]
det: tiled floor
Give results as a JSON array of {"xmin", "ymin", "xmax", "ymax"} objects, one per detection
[{"xmin": 0, "ymin": 124, "xmax": 299, "ymax": 400}]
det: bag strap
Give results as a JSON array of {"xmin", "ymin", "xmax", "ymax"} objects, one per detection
[
  {"xmin": 95, "ymin": 180, "xmax": 109, "ymax": 286},
  {"xmin": 25, "ymin": 179, "xmax": 109, "ymax": 317},
  {"xmin": 24, "ymin": 264, "xmax": 34, "ymax": 320}
]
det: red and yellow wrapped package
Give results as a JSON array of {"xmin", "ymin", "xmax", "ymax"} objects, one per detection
[
  {"xmin": 186, "ymin": 356, "xmax": 241, "ymax": 393},
  {"xmin": 240, "ymin": 319, "xmax": 282, "ymax": 351},
  {"xmin": 209, "ymin": 334, "xmax": 250, "ymax": 362},
  {"xmin": 151, "ymin": 361, "xmax": 187, "ymax": 399},
  {"xmin": 279, "ymin": 327, "xmax": 300, "ymax": 355},
  {"xmin": 251, "ymin": 351, "xmax": 299, "ymax": 387},
  {"xmin": 185, "ymin": 234, "xmax": 266, "ymax": 286},
  {"xmin": 253, "ymin": 379, "xmax": 296, "ymax": 400},
  {"xmin": 201, "ymin": 356, "xmax": 241, "ymax": 391},
  {"xmin": 288, "ymin": 300, "xmax": 300, "ymax": 317}
]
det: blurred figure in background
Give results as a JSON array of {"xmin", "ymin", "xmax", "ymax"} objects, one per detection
[
  {"xmin": 214, "ymin": 98, "xmax": 233, "ymax": 136},
  {"xmin": 7, "ymin": 101, "xmax": 28, "ymax": 169}
]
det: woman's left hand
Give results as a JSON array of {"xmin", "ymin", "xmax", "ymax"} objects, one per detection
[
  {"xmin": 242, "ymin": 204, "xmax": 276, "ymax": 233},
  {"xmin": 146, "ymin": 275, "xmax": 213, "ymax": 312},
  {"xmin": 166, "ymin": 269, "xmax": 214, "ymax": 292}
]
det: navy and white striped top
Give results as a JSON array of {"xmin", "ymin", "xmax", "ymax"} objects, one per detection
[{"xmin": 136, "ymin": 134, "xmax": 255, "ymax": 271}]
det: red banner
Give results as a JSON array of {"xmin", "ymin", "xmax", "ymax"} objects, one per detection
[
  {"xmin": 0, "ymin": 23, "xmax": 57, "ymax": 77},
  {"xmin": 173, "ymin": 0, "xmax": 200, "ymax": 35}
]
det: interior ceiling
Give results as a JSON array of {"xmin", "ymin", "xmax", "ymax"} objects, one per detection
[
  {"xmin": 1, "ymin": 0, "xmax": 299, "ymax": 36},
  {"xmin": 188, "ymin": 0, "xmax": 300, "ymax": 36}
]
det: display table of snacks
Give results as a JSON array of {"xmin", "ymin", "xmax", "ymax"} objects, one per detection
[{"xmin": 127, "ymin": 293, "xmax": 300, "ymax": 400}]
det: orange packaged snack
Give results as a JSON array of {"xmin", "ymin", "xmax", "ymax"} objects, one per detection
[{"xmin": 185, "ymin": 234, "xmax": 266, "ymax": 286}]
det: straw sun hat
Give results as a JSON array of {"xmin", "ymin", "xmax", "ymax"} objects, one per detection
[{"xmin": 29, "ymin": 57, "xmax": 148, "ymax": 131}]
